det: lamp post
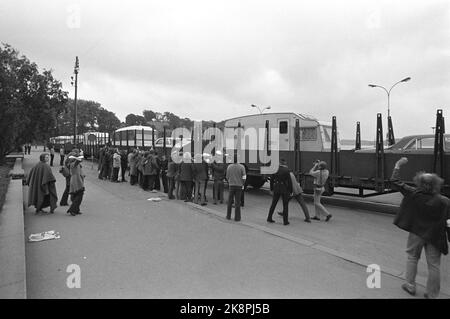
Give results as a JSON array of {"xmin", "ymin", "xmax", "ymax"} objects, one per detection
[
  {"xmin": 71, "ymin": 56, "xmax": 80, "ymax": 146},
  {"xmin": 368, "ymin": 77, "xmax": 411, "ymax": 146},
  {"xmin": 251, "ymin": 104, "xmax": 271, "ymax": 114}
]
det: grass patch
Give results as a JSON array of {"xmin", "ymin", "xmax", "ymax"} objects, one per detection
[{"xmin": 0, "ymin": 159, "xmax": 14, "ymax": 214}]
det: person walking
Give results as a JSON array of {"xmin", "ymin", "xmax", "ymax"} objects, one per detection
[
  {"xmin": 225, "ymin": 155, "xmax": 246, "ymax": 222},
  {"xmin": 267, "ymin": 159, "xmax": 292, "ymax": 225},
  {"xmin": 278, "ymin": 172, "xmax": 311, "ymax": 222},
  {"xmin": 310, "ymin": 160, "xmax": 332, "ymax": 222},
  {"xmin": 211, "ymin": 159, "xmax": 226, "ymax": 204},
  {"xmin": 112, "ymin": 149, "xmax": 121, "ymax": 182},
  {"xmin": 179, "ymin": 153, "xmax": 194, "ymax": 202},
  {"xmin": 390, "ymin": 157, "xmax": 450, "ymax": 299},
  {"xmin": 49, "ymin": 146, "xmax": 55, "ymax": 167},
  {"xmin": 59, "ymin": 146, "xmax": 65, "ymax": 166},
  {"xmin": 67, "ymin": 150, "xmax": 85, "ymax": 216},
  {"xmin": 26, "ymin": 153, "xmax": 58, "ymax": 214}
]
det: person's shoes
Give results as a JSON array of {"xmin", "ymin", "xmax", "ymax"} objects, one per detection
[
  {"xmin": 326, "ymin": 214, "xmax": 333, "ymax": 222},
  {"xmin": 311, "ymin": 216, "xmax": 320, "ymax": 221},
  {"xmin": 220, "ymin": 201, "xmax": 223, "ymax": 204},
  {"xmin": 50, "ymin": 209, "xmax": 55, "ymax": 214},
  {"xmin": 424, "ymin": 293, "xmax": 429, "ymax": 299},
  {"xmin": 267, "ymin": 219, "xmax": 275, "ymax": 223},
  {"xmin": 283, "ymin": 222, "xmax": 290, "ymax": 226},
  {"xmin": 213, "ymin": 202, "xmax": 217, "ymax": 205},
  {"xmin": 401, "ymin": 283, "xmax": 416, "ymax": 296},
  {"xmin": 76, "ymin": 211, "xmax": 82, "ymax": 215},
  {"xmin": 35, "ymin": 210, "xmax": 41, "ymax": 215},
  {"xmin": 201, "ymin": 203, "xmax": 207, "ymax": 206},
  {"xmin": 235, "ymin": 218, "xmax": 241, "ymax": 222},
  {"xmin": 226, "ymin": 216, "xmax": 231, "ymax": 220},
  {"xmin": 70, "ymin": 212, "xmax": 77, "ymax": 216},
  {"xmin": 304, "ymin": 219, "xmax": 311, "ymax": 223}
]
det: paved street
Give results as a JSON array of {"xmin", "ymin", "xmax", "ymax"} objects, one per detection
[{"xmin": 23, "ymin": 149, "xmax": 449, "ymax": 298}]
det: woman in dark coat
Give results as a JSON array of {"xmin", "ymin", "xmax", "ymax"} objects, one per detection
[{"xmin": 27, "ymin": 153, "xmax": 58, "ymax": 214}]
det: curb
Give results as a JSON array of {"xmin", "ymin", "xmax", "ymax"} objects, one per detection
[{"xmin": 0, "ymin": 179, "xmax": 27, "ymax": 299}]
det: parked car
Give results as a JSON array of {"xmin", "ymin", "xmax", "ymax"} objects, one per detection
[{"xmin": 356, "ymin": 134, "xmax": 450, "ymax": 154}]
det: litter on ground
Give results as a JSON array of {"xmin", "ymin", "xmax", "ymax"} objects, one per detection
[
  {"xmin": 147, "ymin": 197, "xmax": 162, "ymax": 202},
  {"xmin": 28, "ymin": 230, "xmax": 61, "ymax": 242}
]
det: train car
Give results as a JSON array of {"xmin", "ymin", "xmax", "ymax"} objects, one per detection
[
  {"xmin": 111, "ymin": 125, "xmax": 157, "ymax": 149},
  {"xmin": 221, "ymin": 112, "xmax": 340, "ymax": 189},
  {"xmin": 49, "ymin": 135, "xmax": 83, "ymax": 152},
  {"xmin": 80, "ymin": 131, "xmax": 110, "ymax": 158}
]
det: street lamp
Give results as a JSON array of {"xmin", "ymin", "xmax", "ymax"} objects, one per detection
[
  {"xmin": 368, "ymin": 76, "xmax": 411, "ymax": 146},
  {"xmin": 251, "ymin": 104, "xmax": 271, "ymax": 114},
  {"xmin": 71, "ymin": 56, "xmax": 80, "ymax": 146}
]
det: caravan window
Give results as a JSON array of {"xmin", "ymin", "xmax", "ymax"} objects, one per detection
[
  {"xmin": 300, "ymin": 127, "xmax": 317, "ymax": 141},
  {"xmin": 323, "ymin": 127, "xmax": 332, "ymax": 142},
  {"xmin": 279, "ymin": 121, "xmax": 288, "ymax": 134}
]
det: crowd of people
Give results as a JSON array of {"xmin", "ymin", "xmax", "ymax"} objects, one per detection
[{"xmin": 93, "ymin": 146, "xmax": 333, "ymax": 225}]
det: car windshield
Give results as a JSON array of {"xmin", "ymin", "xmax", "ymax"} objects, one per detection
[{"xmin": 387, "ymin": 137, "xmax": 416, "ymax": 150}]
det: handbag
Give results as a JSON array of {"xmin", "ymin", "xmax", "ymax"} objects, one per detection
[
  {"xmin": 59, "ymin": 166, "xmax": 70, "ymax": 178},
  {"xmin": 290, "ymin": 172, "xmax": 303, "ymax": 195}
]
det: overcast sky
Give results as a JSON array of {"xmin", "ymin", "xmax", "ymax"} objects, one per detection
[{"xmin": 1, "ymin": 0, "xmax": 449, "ymax": 139}]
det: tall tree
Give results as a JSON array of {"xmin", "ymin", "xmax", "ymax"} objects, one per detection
[{"xmin": 0, "ymin": 44, "xmax": 68, "ymax": 157}]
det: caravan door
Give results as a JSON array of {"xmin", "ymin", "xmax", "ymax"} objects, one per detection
[{"xmin": 277, "ymin": 118, "xmax": 290, "ymax": 151}]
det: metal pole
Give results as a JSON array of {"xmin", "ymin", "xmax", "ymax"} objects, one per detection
[
  {"xmin": 73, "ymin": 56, "xmax": 79, "ymax": 145},
  {"xmin": 355, "ymin": 122, "xmax": 361, "ymax": 150}
]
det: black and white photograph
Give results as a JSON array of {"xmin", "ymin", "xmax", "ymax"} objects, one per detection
[{"xmin": 0, "ymin": 0, "xmax": 449, "ymax": 307}]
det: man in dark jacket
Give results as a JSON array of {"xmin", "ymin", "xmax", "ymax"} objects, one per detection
[
  {"xmin": 390, "ymin": 157, "xmax": 450, "ymax": 299},
  {"xmin": 211, "ymin": 159, "xmax": 226, "ymax": 204},
  {"xmin": 179, "ymin": 153, "xmax": 194, "ymax": 202},
  {"xmin": 267, "ymin": 159, "xmax": 293, "ymax": 225}
]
